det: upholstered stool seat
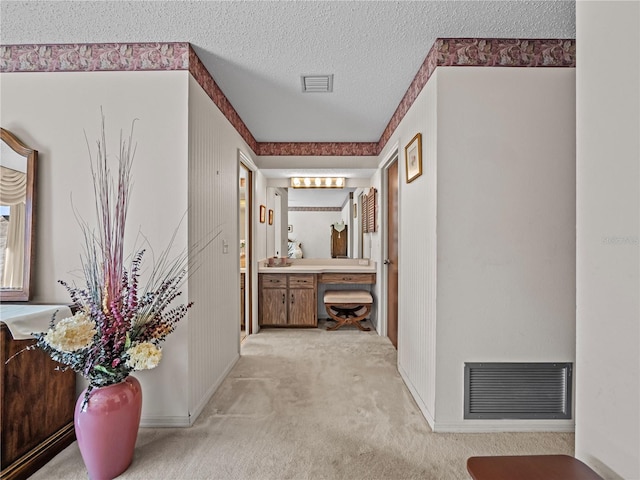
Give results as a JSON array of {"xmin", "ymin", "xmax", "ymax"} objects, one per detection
[{"xmin": 324, "ymin": 290, "xmax": 373, "ymax": 331}]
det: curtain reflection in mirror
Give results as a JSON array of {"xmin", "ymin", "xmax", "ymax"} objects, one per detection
[{"xmin": 0, "ymin": 165, "xmax": 26, "ymax": 288}]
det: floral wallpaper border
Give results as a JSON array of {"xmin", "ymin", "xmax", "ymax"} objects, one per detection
[
  {"xmin": 376, "ymin": 38, "xmax": 576, "ymax": 152},
  {"xmin": 0, "ymin": 43, "xmax": 189, "ymax": 72},
  {"xmin": 1, "ymin": 38, "xmax": 575, "ymax": 157},
  {"xmin": 257, "ymin": 143, "xmax": 378, "ymax": 156},
  {"xmin": 187, "ymin": 46, "xmax": 258, "ymax": 152},
  {"xmin": 0, "ymin": 42, "xmax": 260, "ymax": 152}
]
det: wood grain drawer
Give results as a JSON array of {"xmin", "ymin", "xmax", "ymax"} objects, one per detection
[
  {"xmin": 261, "ymin": 274, "xmax": 287, "ymax": 287},
  {"xmin": 319, "ymin": 273, "xmax": 376, "ymax": 284},
  {"xmin": 288, "ymin": 274, "xmax": 316, "ymax": 288}
]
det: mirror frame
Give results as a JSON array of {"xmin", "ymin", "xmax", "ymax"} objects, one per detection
[{"xmin": 0, "ymin": 127, "xmax": 37, "ymax": 301}]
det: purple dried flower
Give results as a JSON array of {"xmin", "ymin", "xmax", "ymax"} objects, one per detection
[{"xmin": 31, "ymin": 112, "xmax": 198, "ymax": 396}]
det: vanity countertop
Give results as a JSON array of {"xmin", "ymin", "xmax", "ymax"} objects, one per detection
[{"xmin": 258, "ymin": 259, "xmax": 376, "ymax": 274}]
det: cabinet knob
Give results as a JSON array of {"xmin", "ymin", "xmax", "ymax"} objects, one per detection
[{"xmin": 282, "ymin": 293, "xmax": 285, "ymax": 304}]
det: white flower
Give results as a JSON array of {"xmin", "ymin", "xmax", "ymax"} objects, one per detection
[
  {"xmin": 125, "ymin": 342, "xmax": 162, "ymax": 370},
  {"xmin": 44, "ymin": 313, "xmax": 96, "ymax": 352}
]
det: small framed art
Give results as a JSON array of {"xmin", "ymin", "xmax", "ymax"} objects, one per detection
[{"xmin": 405, "ymin": 133, "xmax": 423, "ymax": 183}]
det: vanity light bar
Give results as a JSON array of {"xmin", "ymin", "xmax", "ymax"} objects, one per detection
[{"xmin": 290, "ymin": 177, "xmax": 345, "ymax": 188}]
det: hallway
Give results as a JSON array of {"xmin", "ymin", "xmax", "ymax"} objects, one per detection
[{"xmin": 32, "ymin": 322, "xmax": 574, "ymax": 479}]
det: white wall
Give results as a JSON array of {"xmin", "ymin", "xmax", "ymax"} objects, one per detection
[
  {"xmin": 0, "ymin": 71, "xmax": 191, "ymax": 424},
  {"xmin": 576, "ymin": 2, "xmax": 640, "ymax": 478},
  {"xmin": 287, "ymin": 210, "xmax": 341, "ymax": 258},
  {"xmin": 252, "ymin": 168, "xmax": 268, "ymax": 333},
  {"xmin": 265, "ymin": 187, "xmax": 288, "ymax": 258},
  {"xmin": 277, "ymin": 189, "xmax": 289, "ymax": 257},
  {"xmin": 0, "ymin": 70, "xmax": 260, "ymax": 427},
  {"xmin": 187, "ymin": 76, "xmax": 257, "ymax": 424},
  {"xmin": 378, "ymin": 73, "xmax": 439, "ymax": 424},
  {"xmin": 253, "ymin": 170, "xmax": 268, "ymax": 264},
  {"xmin": 435, "ymin": 67, "xmax": 576, "ymax": 431},
  {"xmin": 380, "ymin": 66, "xmax": 576, "ymax": 432},
  {"xmin": 352, "ymin": 190, "xmax": 363, "ymax": 259},
  {"xmin": 341, "ymin": 195, "xmax": 352, "ymax": 256}
]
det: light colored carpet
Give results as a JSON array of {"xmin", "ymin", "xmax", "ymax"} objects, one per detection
[{"xmin": 32, "ymin": 321, "xmax": 574, "ymax": 479}]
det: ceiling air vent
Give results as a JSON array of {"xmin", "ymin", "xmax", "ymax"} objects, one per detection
[{"xmin": 301, "ymin": 74, "xmax": 334, "ymax": 93}]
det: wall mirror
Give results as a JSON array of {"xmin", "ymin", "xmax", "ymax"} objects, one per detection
[
  {"xmin": 0, "ymin": 128, "xmax": 37, "ymax": 301},
  {"xmin": 267, "ymin": 186, "xmax": 363, "ymax": 259}
]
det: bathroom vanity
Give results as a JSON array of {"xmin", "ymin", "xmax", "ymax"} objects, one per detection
[{"xmin": 258, "ymin": 259, "xmax": 376, "ymax": 327}]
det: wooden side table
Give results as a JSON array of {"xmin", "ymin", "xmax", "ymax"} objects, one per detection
[{"xmin": 467, "ymin": 455, "xmax": 603, "ymax": 480}]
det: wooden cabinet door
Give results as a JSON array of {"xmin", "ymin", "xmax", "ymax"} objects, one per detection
[
  {"xmin": 260, "ymin": 287, "xmax": 287, "ymax": 326},
  {"xmin": 288, "ymin": 288, "xmax": 316, "ymax": 326}
]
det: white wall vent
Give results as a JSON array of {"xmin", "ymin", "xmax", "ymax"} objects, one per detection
[
  {"xmin": 464, "ymin": 362, "xmax": 572, "ymax": 420},
  {"xmin": 301, "ymin": 74, "xmax": 334, "ymax": 93}
]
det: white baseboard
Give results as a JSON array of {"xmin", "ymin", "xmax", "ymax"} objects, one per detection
[
  {"xmin": 432, "ymin": 420, "xmax": 575, "ymax": 433},
  {"xmin": 398, "ymin": 362, "xmax": 435, "ymax": 429},
  {"xmin": 139, "ymin": 352, "xmax": 240, "ymax": 428},
  {"xmin": 188, "ymin": 353, "xmax": 240, "ymax": 426},
  {"xmin": 140, "ymin": 416, "xmax": 192, "ymax": 428}
]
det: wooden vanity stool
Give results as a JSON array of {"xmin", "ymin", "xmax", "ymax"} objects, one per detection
[{"xmin": 324, "ymin": 290, "xmax": 372, "ymax": 331}]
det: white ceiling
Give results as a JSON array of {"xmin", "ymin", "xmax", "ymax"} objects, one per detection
[
  {"xmin": 1, "ymin": 1, "xmax": 575, "ymax": 144},
  {"xmin": 1, "ymin": 1, "xmax": 575, "ymax": 206}
]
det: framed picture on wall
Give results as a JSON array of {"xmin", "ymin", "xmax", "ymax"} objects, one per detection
[
  {"xmin": 405, "ymin": 133, "xmax": 423, "ymax": 183},
  {"xmin": 259, "ymin": 205, "xmax": 266, "ymax": 223},
  {"xmin": 268, "ymin": 209, "xmax": 274, "ymax": 225}
]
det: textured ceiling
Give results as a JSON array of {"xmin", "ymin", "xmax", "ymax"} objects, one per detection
[{"xmin": 1, "ymin": 1, "xmax": 576, "ymax": 144}]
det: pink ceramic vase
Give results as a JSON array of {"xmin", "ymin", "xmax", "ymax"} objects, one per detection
[{"xmin": 74, "ymin": 376, "xmax": 142, "ymax": 480}]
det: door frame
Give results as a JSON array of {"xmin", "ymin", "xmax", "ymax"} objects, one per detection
[
  {"xmin": 238, "ymin": 150, "xmax": 259, "ymax": 338},
  {"xmin": 378, "ymin": 143, "xmax": 400, "ymax": 339}
]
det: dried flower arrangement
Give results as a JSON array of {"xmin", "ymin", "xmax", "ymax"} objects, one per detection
[{"xmin": 31, "ymin": 113, "xmax": 192, "ymax": 407}]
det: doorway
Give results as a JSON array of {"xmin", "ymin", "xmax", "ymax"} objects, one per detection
[
  {"xmin": 239, "ymin": 162, "xmax": 253, "ymax": 343},
  {"xmin": 386, "ymin": 156, "xmax": 399, "ymax": 348}
]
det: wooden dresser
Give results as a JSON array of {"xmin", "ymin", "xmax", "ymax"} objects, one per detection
[{"xmin": 0, "ymin": 323, "xmax": 76, "ymax": 480}]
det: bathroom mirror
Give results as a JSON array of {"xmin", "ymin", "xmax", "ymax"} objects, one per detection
[
  {"xmin": 0, "ymin": 128, "xmax": 37, "ymax": 301},
  {"xmin": 267, "ymin": 187, "xmax": 360, "ymax": 259}
]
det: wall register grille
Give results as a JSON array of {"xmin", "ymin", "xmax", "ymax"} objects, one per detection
[
  {"xmin": 300, "ymin": 74, "xmax": 334, "ymax": 93},
  {"xmin": 464, "ymin": 362, "xmax": 572, "ymax": 420}
]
